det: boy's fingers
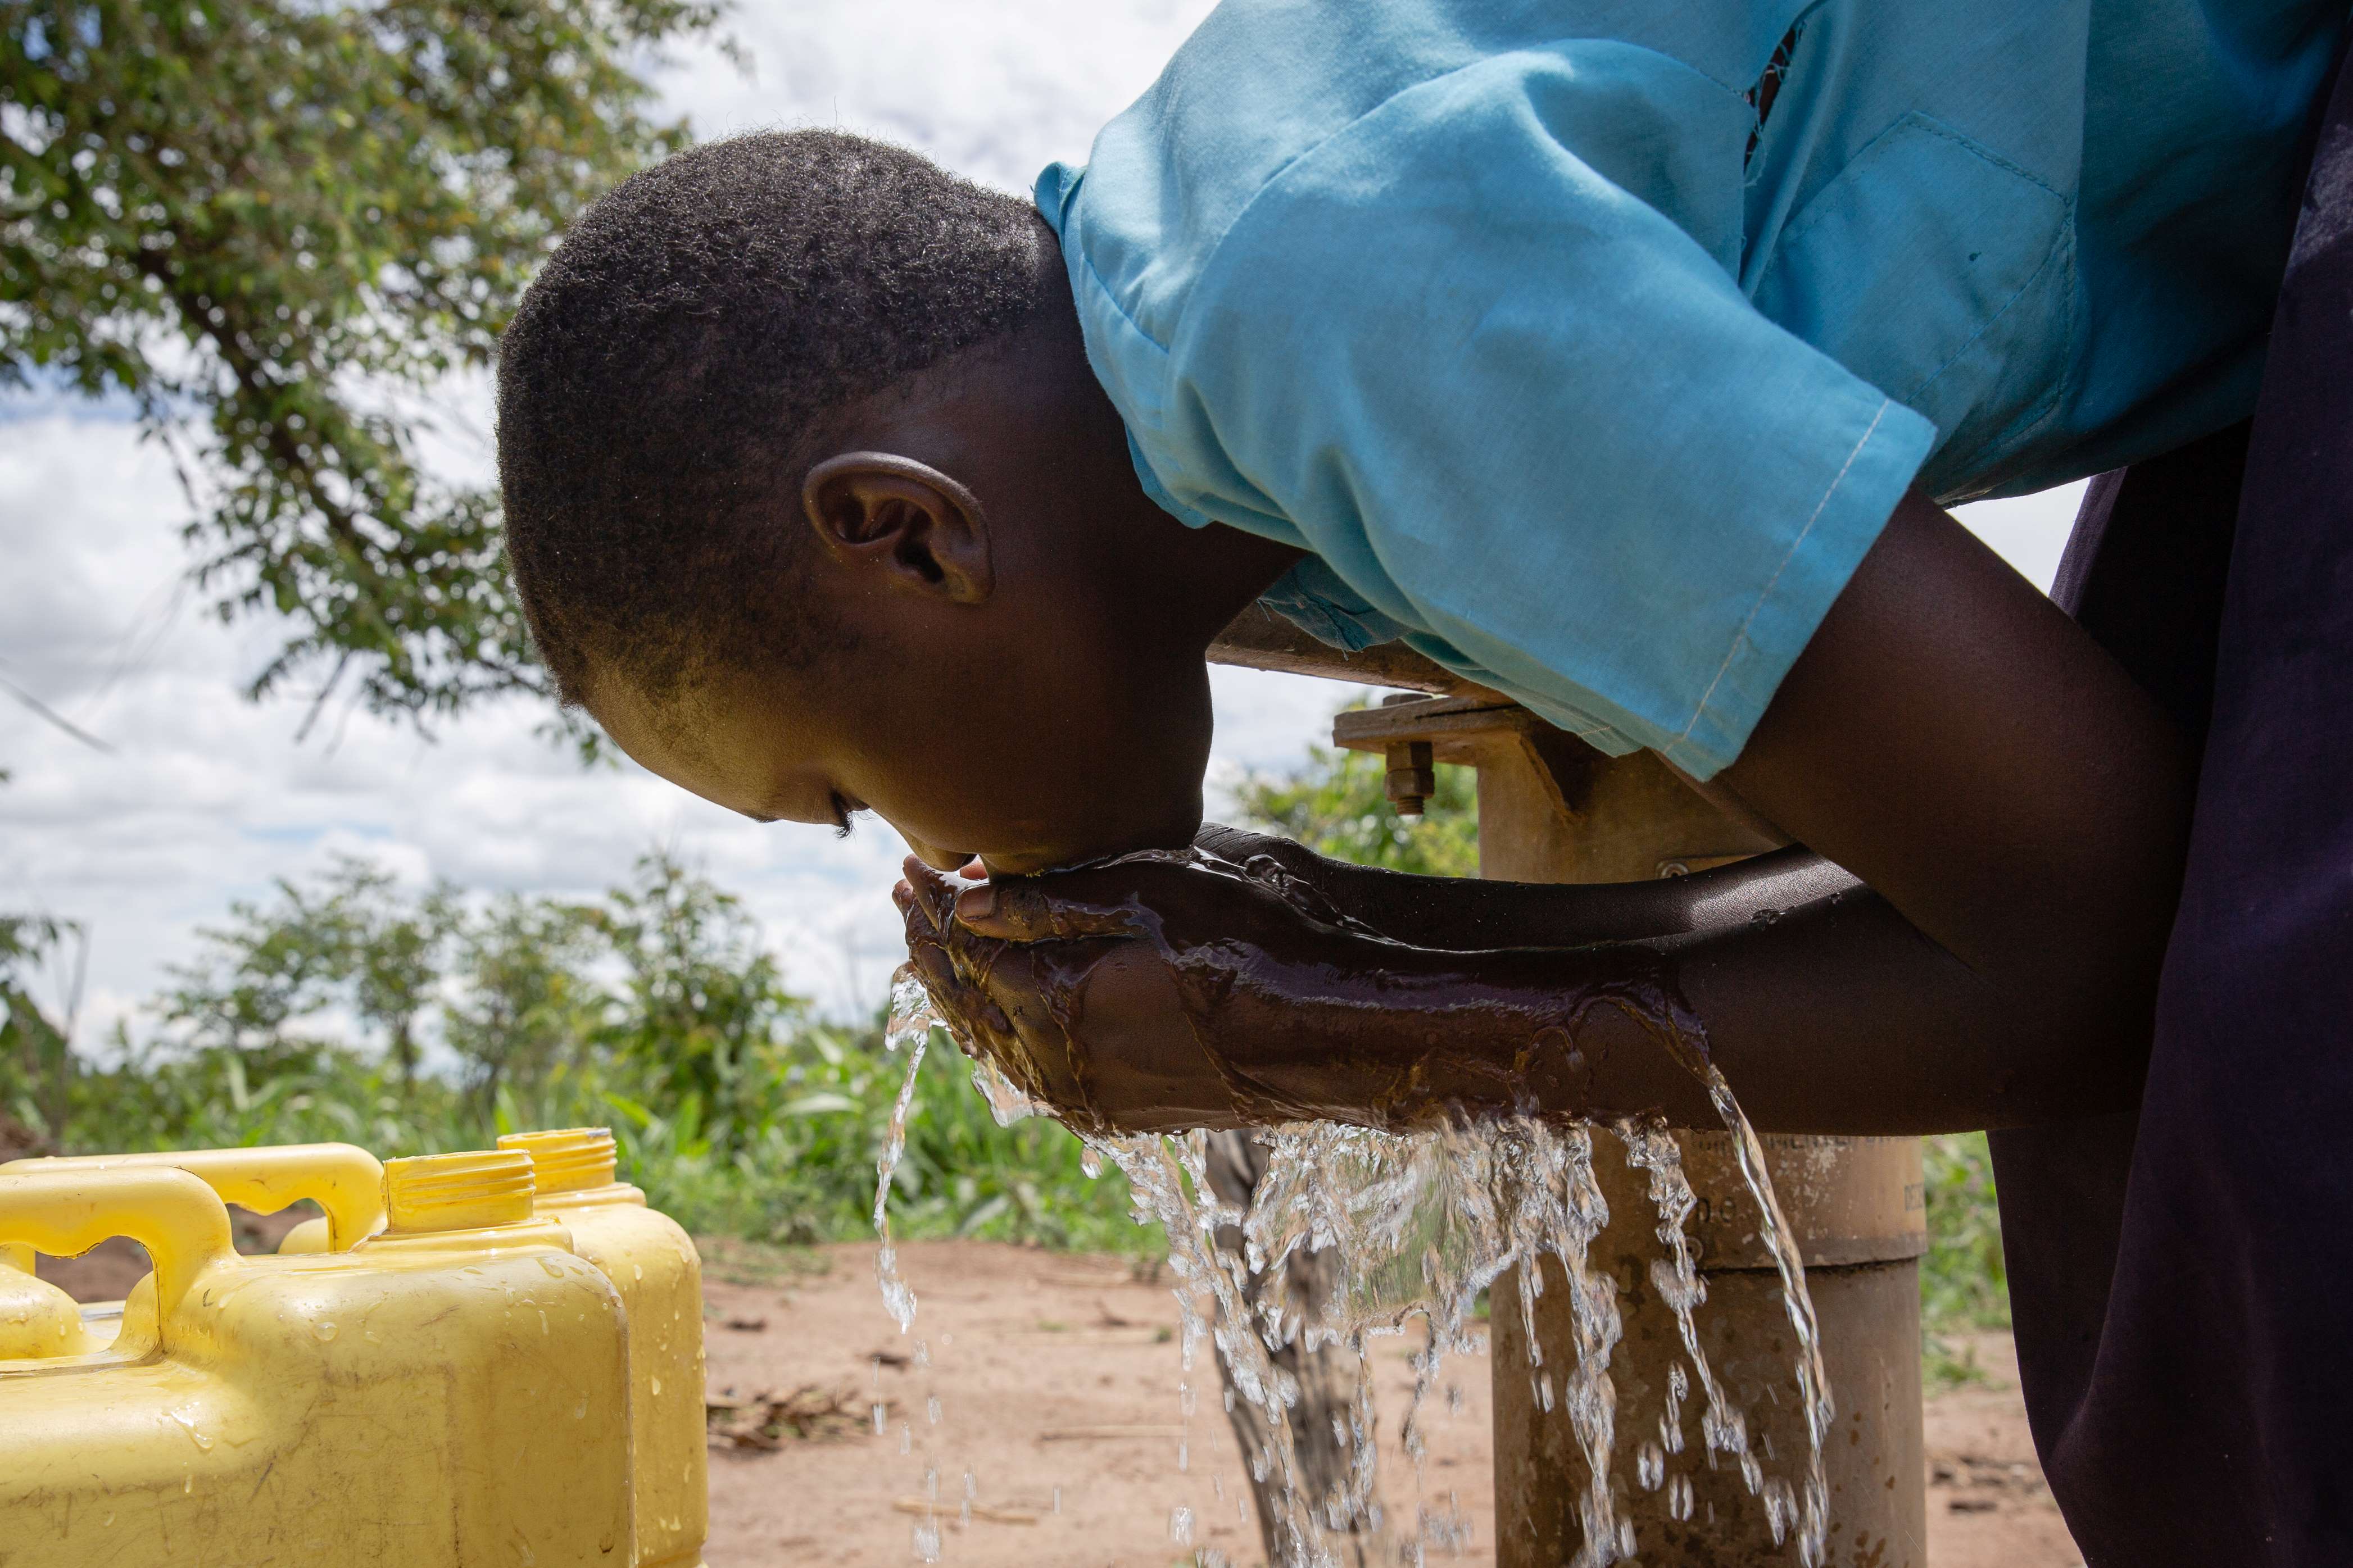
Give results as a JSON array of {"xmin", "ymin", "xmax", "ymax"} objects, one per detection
[
  {"xmin": 893, "ymin": 876, "xmax": 942, "ymax": 942},
  {"xmin": 954, "ymin": 877, "xmax": 1144, "ymax": 942},
  {"xmin": 901, "ymin": 855, "xmax": 963, "ymax": 929}
]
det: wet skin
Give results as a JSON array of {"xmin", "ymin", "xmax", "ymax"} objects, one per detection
[
  {"xmin": 583, "ymin": 234, "xmax": 2195, "ymax": 1139},
  {"xmin": 894, "ymin": 838, "xmax": 1724, "ymax": 1135}
]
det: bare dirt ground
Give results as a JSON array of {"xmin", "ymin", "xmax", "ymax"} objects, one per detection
[
  {"xmin": 699, "ymin": 1240, "xmax": 2084, "ymax": 1568},
  {"xmin": 36, "ymin": 1227, "xmax": 2079, "ymax": 1566}
]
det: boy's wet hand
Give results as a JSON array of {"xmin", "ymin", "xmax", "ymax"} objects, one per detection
[
  {"xmin": 895, "ymin": 855, "xmax": 1258, "ymax": 1134},
  {"xmin": 893, "ymin": 847, "xmax": 1416, "ymax": 1135},
  {"xmin": 951, "ymin": 824, "xmax": 1367, "ymax": 943}
]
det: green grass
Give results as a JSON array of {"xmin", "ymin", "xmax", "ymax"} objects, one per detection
[{"xmin": 4, "ymin": 1020, "xmax": 1157, "ymax": 1258}]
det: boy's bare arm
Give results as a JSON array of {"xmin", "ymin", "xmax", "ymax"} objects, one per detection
[{"xmin": 907, "ymin": 492, "xmax": 2193, "ymax": 1137}]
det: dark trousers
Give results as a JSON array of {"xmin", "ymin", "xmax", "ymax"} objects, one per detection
[{"xmin": 1991, "ymin": 52, "xmax": 2353, "ymax": 1568}]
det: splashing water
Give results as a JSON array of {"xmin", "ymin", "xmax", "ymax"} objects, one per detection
[
  {"xmin": 875, "ymin": 966, "xmax": 1044, "ymax": 1329},
  {"xmin": 873, "ymin": 970, "xmax": 938, "ymax": 1334},
  {"xmin": 881, "ymin": 915, "xmax": 1833, "ymax": 1567}
]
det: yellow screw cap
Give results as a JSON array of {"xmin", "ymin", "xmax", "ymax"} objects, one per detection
[
  {"xmin": 497, "ymin": 1128, "xmax": 618, "ymax": 1196},
  {"xmin": 383, "ymin": 1152, "xmax": 535, "ymax": 1234}
]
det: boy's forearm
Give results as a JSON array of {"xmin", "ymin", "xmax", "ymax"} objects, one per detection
[
  {"xmin": 1216, "ymin": 840, "xmax": 2134, "ymax": 1134},
  {"xmin": 1228, "ymin": 872, "xmax": 2133, "ymax": 1137},
  {"xmin": 1663, "ymin": 883, "xmax": 2134, "ymax": 1134},
  {"xmin": 1321, "ymin": 490, "xmax": 2187, "ymax": 1135}
]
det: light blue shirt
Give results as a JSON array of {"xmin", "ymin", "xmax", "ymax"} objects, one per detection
[{"xmin": 1037, "ymin": 0, "xmax": 2344, "ymax": 778}]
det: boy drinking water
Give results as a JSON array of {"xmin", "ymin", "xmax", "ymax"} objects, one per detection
[{"xmin": 494, "ymin": 2, "xmax": 2353, "ymax": 1559}]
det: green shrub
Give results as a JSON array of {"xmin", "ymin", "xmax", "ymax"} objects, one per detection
[{"xmin": 2, "ymin": 856, "xmax": 1149, "ymax": 1256}]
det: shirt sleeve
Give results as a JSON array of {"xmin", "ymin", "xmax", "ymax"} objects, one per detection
[{"xmin": 1141, "ymin": 46, "xmax": 1939, "ymax": 778}]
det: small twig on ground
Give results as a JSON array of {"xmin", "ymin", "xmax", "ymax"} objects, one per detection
[
  {"xmin": 891, "ymin": 1498, "xmax": 1040, "ymax": 1527},
  {"xmin": 706, "ymin": 1384, "xmax": 885, "ymax": 1448},
  {"xmin": 1035, "ymin": 1424, "xmax": 1187, "ymax": 1442}
]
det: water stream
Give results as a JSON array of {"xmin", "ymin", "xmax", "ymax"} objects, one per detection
[{"xmin": 879, "ymin": 902, "xmax": 1832, "ymax": 1567}]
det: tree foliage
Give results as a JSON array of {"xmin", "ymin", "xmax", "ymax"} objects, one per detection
[
  {"xmin": 160, "ymin": 862, "xmax": 356, "ymax": 1065},
  {"xmin": 441, "ymin": 890, "xmax": 597, "ymax": 1112},
  {"xmin": 1, "ymin": 0, "xmax": 721, "ymax": 728},
  {"xmin": 593, "ymin": 850, "xmax": 803, "ymax": 1151},
  {"xmin": 0, "ymin": 913, "xmax": 78, "ymax": 1142}
]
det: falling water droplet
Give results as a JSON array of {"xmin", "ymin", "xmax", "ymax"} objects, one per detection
[{"xmin": 1637, "ymin": 1440, "xmax": 1666, "ymax": 1491}]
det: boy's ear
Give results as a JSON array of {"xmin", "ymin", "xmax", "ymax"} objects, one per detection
[{"xmin": 801, "ymin": 452, "xmax": 994, "ymax": 603}]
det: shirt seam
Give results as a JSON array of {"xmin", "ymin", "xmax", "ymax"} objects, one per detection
[{"xmin": 1661, "ymin": 397, "xmax": 1894, "ymax": 762}]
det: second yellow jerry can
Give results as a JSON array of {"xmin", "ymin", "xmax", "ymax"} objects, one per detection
[
  {"xmin": 501, "ymin": 1127, "xmax": 709, "ymax": 1568},
  {"xmin": 0, "ymin": 1157, "xmax": 634, "ymax": 1566}
]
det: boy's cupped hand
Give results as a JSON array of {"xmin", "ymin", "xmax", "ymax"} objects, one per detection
[{"xmin": 892, "ymin": 829, "xmax": 1425, "ymax": 1136}]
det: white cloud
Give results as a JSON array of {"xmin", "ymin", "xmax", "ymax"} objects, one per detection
[
  {"xmin": 0, "ymin": 0, "xmax": 2090, "ymax": 1053},
  {"xmin": 655, "ymin": 0, "xmax": 1214, "ymax": 192}
]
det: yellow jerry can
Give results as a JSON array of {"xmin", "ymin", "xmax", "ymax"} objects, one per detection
[
  {"xmin": 0, "ymin": 1156, "xmax": 634, "ymax": 1566},
  {"xmin": 501, "ymin": 1127, "xmax": 709, "ymax": 1568},
  {"xmin": 8, "ymin": 1133, "xmax": 709, "ymax": 1568}
]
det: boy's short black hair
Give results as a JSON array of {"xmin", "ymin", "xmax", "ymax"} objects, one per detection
[{"xmin": 496, "ymin": 130, "xmax": 1056, "ymax": 711}]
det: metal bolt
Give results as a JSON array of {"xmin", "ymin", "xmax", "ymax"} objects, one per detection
[{"xmin": 1385, "ymin": 741, "xmax": 1436, "ymax": 818}]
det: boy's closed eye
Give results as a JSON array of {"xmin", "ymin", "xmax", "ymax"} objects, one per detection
[{"xmin": 828, "ymin": 790, "xmax": 867, "ymax": 837}]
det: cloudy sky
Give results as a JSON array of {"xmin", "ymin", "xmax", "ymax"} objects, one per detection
[{"xmin": 0, "ymin": 0, "xmax": 2084, "ymax": 1047}]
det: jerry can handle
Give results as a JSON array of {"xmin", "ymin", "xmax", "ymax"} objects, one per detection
[
  {"xmin": 2, "ymin": 1143, "xmax": 387, "ymax": 1250},
  {"xmin": 0, "ymin": 1167, "xmax": 235, "ymax": 1328}
]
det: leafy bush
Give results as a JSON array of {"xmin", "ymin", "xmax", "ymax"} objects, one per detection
[
  {"xmin": 1, "ymin": 855, "xmax": 1149, "ymax": 1255},
  {"xmin": 1921, "ymin": 1130, "xmax": 2008, "ymax": 1329},
  {"xmin": 1919, "ymin": 1130, "xmax": 2009, "ymax": 1389}
]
